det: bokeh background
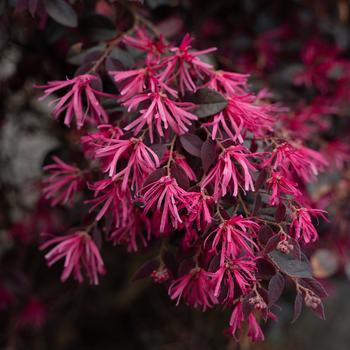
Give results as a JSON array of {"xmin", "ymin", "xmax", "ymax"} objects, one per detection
[{"xmin": 1, "ymin": 0, "xmax": 350, "ymax": 349}]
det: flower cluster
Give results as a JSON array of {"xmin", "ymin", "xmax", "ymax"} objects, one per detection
[{"xmin": 38, "ymin": 26, "xmax": 329, "ymax": 343}]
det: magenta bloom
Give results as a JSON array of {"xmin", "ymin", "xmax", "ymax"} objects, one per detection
[
  {"xmin": 291, "ymin": 208, "xmax": 328, "ymax": 243},
  {"xmin": 168, "ymin": 267, "xmax": 217, "ymax": 311},
  {"xmin": 86, "ymin": 179, "xmax": 131, "ymax": 228},
  {"xmin": 123, "ymin": 27, "xmax": 168, "ymax": 63},
  {"xmin": 264, "ymin": 142, "xmax": 328, "ymax": 182},
  {"xmin": 141, "ymin": 176, "xmax": 191, "ymax": 232},
  {"xmin": 229, "ymin": 301, "xmax": 265, "ymax": 342},
  {"xmin": 160, "ymin": 34, "xmax": 216, "ymax": 95},
  {"xmin": 206, "ymin": 215, "xmax": 259, "ymax": 265},
  {"xmin": 108, "ymin": 207, "xmax": 151, "ymax": 252},
  {"xmin": 267, "ymin": 171, "xmax": 302, "ymax": 205},
  {"xmin": 124, "ymin": 92, "xmax": 197, "ymax": 143},
  {"xmin": 43, "ymin": 156, "xmax": 83, "ymax": 206},
  {"xmin": 40, "ymin": 231, "xmax": 106, "ymax": 285},
  {"xmin": 188, "ymin": 192, "xmax": 214, "ymax": 230},
  {"xmin": 207, "ymin": 70, "xmax": 249, "ymax": 95},
  {"xmin": 202, "ymin": 145, "xmax": 257, "ymax": 200},
  {"xmin": 211, "ymin": 258, "xmax": 256, "ymax": 303},
  {"xmin": 37, "ymin": 74, "xmax": 112, "ymax": 129},
  {"xmin": 95, "ymin": 137, "xmax": 160, "ymax": 191}
]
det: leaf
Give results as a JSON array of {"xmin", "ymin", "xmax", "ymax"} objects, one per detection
[
  {"xmin": 258, "ymin": 225, "xmax": 274, "ymax": 245},
  {"xmin": 79, "ymin": 14, "xmax": 117, "ymax": 41},
  {"xmin": 292, "ymin": 292, "xmax": 303, "ymax": 323},
  {"xmin": 109, "ymin": 47, "xmax": 135, "ymax": 68},
  {"xmin": 45, "ymin": 0, "xmax": 78, "ymax": 27},
  {"xmin": 255, "ymin": 170, "xmax": 268, "ymax": 190},
  {"xmin": 310, "ymin": 301, "xmax": 326, "ymax": 320},
  {"xmin": 275, "ymin": 203, "xmax": 286, "ymax": 223},
  {"xmin": 66, "ymin": 44, "xmax": 105, "ymax": 65},
  {"xmin": 299, "ymin": 278, "xmax": 328, "ymax": 298},
  {"xmin": 132, "ymin": 259, "xmax": 160, "ymax": 281},
  {"xmin": 256, "ymin": 258, "xmax": 276, "ymax": 279},
  {"xmin": 189, "ymin": 88, "xmax": 228, "ymax": 118},
  {"xmin": 180, "ymin": 134, "xmax": 203, "ymax": 157},
  {"xmin": 201, "ymin": 138, "xmax": 217, "ymax": 173},
  {"xmin": 268, "ymin": 272, "xmax": 285, "ymax": 306},
  {"xmin": 252, "ymin": 194, "xmax": 262, "ymax": 216},
  {"xmin": 264, "ymin": 235, "xmax": 280, "ymax": 254},
  {"xmin": 171, "ymin": 163, "xmax": 190, "ymax": 189},
  {"xmin": 142, "ymin": 168, "xmax": 166, "ymax": 188},
  {"xmin": 268, "ymin": 250, "xmax": 313, "ymax": 278}
]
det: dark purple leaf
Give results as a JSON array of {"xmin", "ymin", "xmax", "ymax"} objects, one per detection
[
  {"xmin": 292, "ymin": 292, "xmax": 303, "ymax": 323},
  {"xmin": 189, "ymin": 88, "xmax": 228, "ymax": 118},
  {"xmin": 201, "ymin": 138, "xmax": 217, "ymax": 173},
  {"xmin": 275, "ymin": 204, "xmax": 286, "ymax": 223},
  {"xmin": 299, "ymin": 278, "xmax": 328, "ymax": 298},
  {"xmin": 79, "ymin": 14, "xmax": 117, "ymax": 41},
  {"xmin": 252, "ymin": 194, "xmax": 262, "ymax": 216},
  {"xmin": 255, "ymin": 169, "xmax": 268, "ymax": 190},
  {"xmin": 264, "ymin": 234, "xmax": 281, "ymax": 254},
  {"xmin": 258, "ymin": 224, "xmax": 274, "ymax": 245},
  {"xmin": 45, "ymin": 0, "xmax": 78, "ymax": 27},
  {"xmin": 256, "ymin": 258, "xmax": 276, "ymax": 279},
  {"xmin": 142, "ymin": 168, "xmax": 166, "ymax": 188},
  {"xmin": 171, "ymin": 163, "xmax": 190, "ymax": 189},
  {"xmin": 180, "ymin": 134, "xmax": 203, "ymax": 157},
  {"xmin": 150, "ymin": 143, "xmax": 168, "ymax": 160},
  {"xmin": 268, "ymin": 250, "xmax": 313, "ymax": 278},
  {"xmin": 310, "ymin": 301, "xmax": 326, "ymax": 320},
  {"xmin": 268, "ymin": 272, "xmax": 285, "ymax": 306}
]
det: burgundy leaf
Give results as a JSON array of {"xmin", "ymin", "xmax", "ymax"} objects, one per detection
[
  {"xmin": 292, "ymin": 292, "xmax": 303, "ymax": 323},
  {"xmin": 268, "ymin": 272, "xmax": 285, "ymax": 306},
  {"xmin": 180, "ymin": 134, "xmax": 203, "ymax": 157},
  {"xmin": 201, "ymin": 138, "xmax": 217, "ymax": 173},
  {"xmin": 171, "ymin": 163, "xmax": 190, "ymax": 189},
  {"xmin": 275, "ymin": 203, "xmax": 286, "ymax": 223},
  {"xmin": 189, "ymin": 88, "xmax": 228, "ymax": 118},
  {"xmin": 45, "ymin": 0, "xmax": 78, "ymax": 27}
]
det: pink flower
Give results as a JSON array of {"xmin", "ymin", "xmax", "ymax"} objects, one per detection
[
  {"xmin": 207, "ymin": 70, "xmax": 249, "ymax": 95},
  {"xmin": 123, "ymin": 27, "xmax": 168, "ymax": 63},
  {"xmin": 211, "ymin": 258, "xmax": 256, "ymax": 303},
  {"xmin": 110, "ymin": 66, "xmax": 177, "ymax": 99},
  {"xmin": 95, "ymin": 137, "xmax": 160, "ymax": 191},
  {"xmin": 40, "ymin": 231, "xmax": 106, "ymax": 285},
  {"xmin": 141, "ymin": 176, "xmax": 191, "ymax": 232},
  {"xmin": 124, "ymin": 92, "xmax": 197, "ymax": 143},
  {"xmin": 229, "ymin": 301, "xmax": 244, "ymax": 339},
  {"xmin": 247, "ymin": 313, "xmax": 265, "ymax": 342},
  {"xmin": 264, "ymin": 142, "xmax": 328, "ymax": 182},
  {"xmin": 86, "ymin": 179, "xmax": 131, "ymax": 227},
  {"xmin": 37, "ymin": 74, "xmax": 113, "ymax": 129},
  {"xmin": 267, "ymin": 171, "xmax": 302, "ymax": 205},
  {"xmin": 229, "ymin": 301, "xmax": 265, "ymax": 342},
  {"xmin": 108, "ymin": 207, "xmax": 151, "ymax": 252},
  {"xmin": 163, "ymin": 150, "xmax": 197, "ymax": 181},
  {"xmin": 160, "ymin": 34, "xmax": 216, "ymax": 95},
  {"xmin": 168, "ymin": 267, "xmax": 217, "ymax": 311},
  {"xmin": 291, "ymin": 208, "xmax": 328, "ymax": 243},
  {"xmin": 81, "ymin": 124, "xmax": 124, "ymax": 158},
  {"xmin": 43, "ymin": 156, "xmax": 83, "ymax": 206},
  {"xmin": 201, "ymin": 145, "xmax": 257, "ymax": 200},
  {"xmin": 188, "ymin": 192, "xmax": 214, "ymax": 230},
  {"xmin": 206, "ymin": 215, "xmax": 259, "ymax": 265}
]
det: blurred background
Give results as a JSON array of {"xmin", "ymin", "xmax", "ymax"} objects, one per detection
[{"xmin": 1, "ymin": 0, "xmax": 350, "ymax": 349}]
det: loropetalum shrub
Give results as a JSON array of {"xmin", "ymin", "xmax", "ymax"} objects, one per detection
[{"xmin": 37, "ymin": 21, "xmax": 330, "ymax": 342}]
